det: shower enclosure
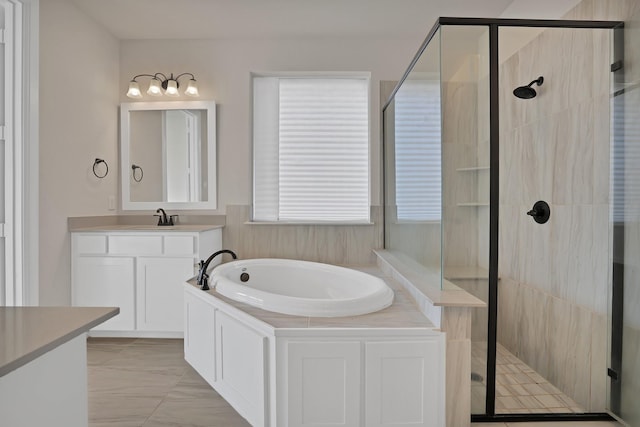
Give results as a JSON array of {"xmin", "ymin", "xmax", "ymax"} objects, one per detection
[{"xmin": 382, "ymin": 17, "xmax": 633, "ymax": 423}]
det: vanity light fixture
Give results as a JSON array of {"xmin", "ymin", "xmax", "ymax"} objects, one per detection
[{"xmin": 126, "ymin": 72, "xmax": 199, "ymax": 98}]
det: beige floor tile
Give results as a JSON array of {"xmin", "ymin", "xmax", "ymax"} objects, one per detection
[
  {"xmin": 89, "ymin": 393, "xmax": 163, "ymax": 424},
  {"xmin": 521, "ymin": 382, "xmax": 546, "ymax": 395},
  {"xmin": 143, "ymin": 398, "xmax": 251, "ymax": 427},
  {"xmin": 88, "ymin": 338, "xmax": 249, "ymax": 427},
  {"xmin": 516, "ymin": 395, "xmax": 544, "ymax": 409},
  {"xmin": 505, "ymin": 422, "xmax": 621, "ymax": 427},
  {"xmin": 89, "ymin": 365, "xmax": 185, "ymax": 396},
  {"xmin": 87, "ymin": 345, "xmax": 125, "ymax": 366},
  {"xmin": 496, "ymin": 396, "xmax": 524, "ymax": 410},
  {"xmin": 506, "ymin": 384, "xmax": 529, "ymax": 396},
  {"xmin": 534, "ymin": 393, "xmax": 564, "ymax": 408}
]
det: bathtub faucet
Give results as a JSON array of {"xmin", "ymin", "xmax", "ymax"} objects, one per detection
[{"xmin": 197, "ymin": 249, "xmax": 238, "ymax": 290}]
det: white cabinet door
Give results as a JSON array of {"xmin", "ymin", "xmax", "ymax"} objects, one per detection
[
  {"xmin": 215, "ymin": 310, "xmax": 267, "ymax": 427},
  {"xmin": 137, "ymin": 257, "xmax": 195, "ymax": 332},
  {"xmin": 73, "ymin": 256, "xmax": 135, "ymax": 331},
  {"xmin": 365, "ymin": 339, "xmax": 445, "ymax": 427},
  {"xmin": 285, "ymin": 341, "xmax": 361, "ymax": 427},
  {"xmin": 184, "ymin": 290, "xmax": 216, "ymax": 385}
]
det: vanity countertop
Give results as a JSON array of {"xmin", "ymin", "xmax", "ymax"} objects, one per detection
[
  {"xmin": 69, "ymin": 224, "xmax": 223, "ymax": 232},
  {"xmin": 0, "ymin": 306, "xmax": 119, "ymax": 377}
]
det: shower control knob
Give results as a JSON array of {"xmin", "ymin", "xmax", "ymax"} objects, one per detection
[{"xmin": 527, "ymin": 200, "xmax": 550, "ymax": 224}]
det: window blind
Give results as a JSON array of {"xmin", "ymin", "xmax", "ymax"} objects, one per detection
[
  {"xmin": 394, "ymin": 79, "xmax": 442, "ymax": 221},
  {"xmin": 253, "ymin": 76, "xmax": 370, "ymax": 222}
]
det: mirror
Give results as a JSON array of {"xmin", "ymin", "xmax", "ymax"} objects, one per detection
[{"xmin": 120, "ymin": 101, "xmax": 216, "ymax": 210}]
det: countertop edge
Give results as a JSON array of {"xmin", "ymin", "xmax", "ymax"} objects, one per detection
[{"xmin": 0, "ymin": 307, "xmax": 119, "ymax": 378}]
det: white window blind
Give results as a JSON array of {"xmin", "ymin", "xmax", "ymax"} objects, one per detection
[
  {"xmin": 253, "ymin": 76, "xmax": 370, "ymax": 222},
  {"xmin": 394, "ymin": 79, "xmax": 441, "ymax": 221}
]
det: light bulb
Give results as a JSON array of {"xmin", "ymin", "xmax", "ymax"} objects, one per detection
[
  {"xmin": 126, "ymin": 81, "xmax": 142, "ymax": 98},
  {"xmin": 147, "ymin": 78, "xmax": 162, "ymax": 96},
  {"xmin": 185, "ymin": 79, "xmax": 199, "ymax": 97},
  {"xmin": 165, "ymin": 79, "xmax": 179, "ymax": 97}
]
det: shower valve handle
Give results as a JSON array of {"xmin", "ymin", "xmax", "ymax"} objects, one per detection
[{"xmin": 527, "ymin": 201, "xmax": 550, "ymax": 224}]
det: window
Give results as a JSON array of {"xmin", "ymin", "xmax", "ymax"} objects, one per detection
[
  {"xmin": 394, "ymin": 79, "xmax": 441, "ymax": 221},
  {"xmin": 253, "ymin": 75, "xmax": 370, "ymax": 222}
]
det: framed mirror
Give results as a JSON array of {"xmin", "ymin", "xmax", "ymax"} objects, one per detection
[{"xmin": 120, "ymin": 101, "xmax": 216, "ymax": 210}]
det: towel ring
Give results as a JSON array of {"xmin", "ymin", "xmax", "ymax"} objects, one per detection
[
  {"xmin": 132, "ymin": 164, "xmax": 144, "ymax": 182},
  {"xmin": 93, "ymin": 158, "xmax": 108, "ymax": 178}
]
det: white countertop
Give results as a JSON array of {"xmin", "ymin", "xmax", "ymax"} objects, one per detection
[
  {"xmin": 0, "ymin": 307, "xmax": 119, "ymax": 377},
  {"xmin": 69, "ymin": 224, "xmax": 223, "ymax": 232}
]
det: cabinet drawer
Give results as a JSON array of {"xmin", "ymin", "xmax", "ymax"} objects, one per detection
[
  {"xmin": 108, "ymin": 235, "xmax": 162, "ymax": 255},
  {"xmin": 75, "ymin": 235, "xmax": 107, "ymax": 254},
  {"xmin": 164, "ymin": 235, "xmax": 195, "ymax": 255}
]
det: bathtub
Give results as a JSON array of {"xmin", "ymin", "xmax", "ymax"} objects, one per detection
[{"xmin": 210, "ymin": 258, "xmax": 394, "ymax": 317}]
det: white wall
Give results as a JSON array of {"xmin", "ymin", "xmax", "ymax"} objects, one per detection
[
  {"xmin": 39, "ymin": 0, "xmax": 119, "ymax": 305},
  {"xmin": 38, "ymin": 2, "xmax": 422, "ymax": 304},
  {"xmin": 119, "ymin": 36, "xmax": 422, "ymax": 212}
]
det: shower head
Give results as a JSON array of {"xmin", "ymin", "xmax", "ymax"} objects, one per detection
[{"xmin": 513, "ymin": 76, "xmax": 544, "ymax": 99}]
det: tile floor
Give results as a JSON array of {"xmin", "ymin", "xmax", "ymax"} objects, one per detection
[
  {"xmin": 472, "ymin": 342, "xmax": 585, "ymax": 414},
  {"xmin": 473, "ymin": 423, "xmax": 621, "ymax": 427},
  {"xmin": 87, "ymin": 337, "xmax": 250, "ymax": 426},
  {"xmin": 87, "ymin": 338, "xmax": 622, "ymax": 427}
]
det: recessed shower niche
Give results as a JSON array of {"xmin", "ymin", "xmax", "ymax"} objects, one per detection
[{"xmin": 383, "ymin": 17, "xmax": 626, "ymax": 422}]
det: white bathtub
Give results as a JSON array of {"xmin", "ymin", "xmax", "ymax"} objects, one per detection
[{"xmin": 210, "ymin": 258, "xmax": 394, "ymax": 317}]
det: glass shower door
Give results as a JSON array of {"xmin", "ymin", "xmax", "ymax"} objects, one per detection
[{"xmin": 609, "ymin": 9, "xmax": 640, "ymax": 424}]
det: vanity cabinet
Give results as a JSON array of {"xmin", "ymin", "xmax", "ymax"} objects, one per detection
[{"xmin": 72, "ymin": 228, "xmax": 221, "ymax": 337}]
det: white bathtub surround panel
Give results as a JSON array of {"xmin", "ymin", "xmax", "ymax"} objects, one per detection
[
  {"xmin": 215, "ymin": 310, "xmax": 267, "ymax": 427},
  {"xmin": 286, "ymin": 341, "xmax": 361, "ymax": 426},
  {"xmin": 185, "ymin": 278, "xmax": 445, "ymax": 427},
  {"xmin": 223, "ymin": 205, "xmax": 383, "ymax": 266}
]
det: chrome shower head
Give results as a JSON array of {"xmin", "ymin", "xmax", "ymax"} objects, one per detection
[{"xmin": 513, "ymin": 76, "xmax": 544, "ymax": 99}]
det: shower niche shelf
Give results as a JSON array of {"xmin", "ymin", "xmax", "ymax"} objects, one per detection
[
  {"xmin": 456, "ymin": 165, "xmax": 490, "ymax": 207},
  {"xmin": 456, "ymin": 166, "xmax": 490, "ymax": 172},
  {"xmin": 457, "ymin": 202, "xmax": 489, "ymax": 207}
]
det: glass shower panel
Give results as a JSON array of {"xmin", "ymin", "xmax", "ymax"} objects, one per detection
[
  {"xmin": 497, "ymin": 25, "xmax": 612, "ymax": 415},
  {"xmin": 383, "ymin": 27, "xmax": 444, "ymax": 289},
  {"xmin": 610, "ymin": 8, "xmax": 640, "ymax": 425},
  {"xmin": 439, "ymin": 25, "xmax": 491, "ymax": 415}
]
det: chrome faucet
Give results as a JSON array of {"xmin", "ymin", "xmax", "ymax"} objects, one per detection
[
  {"xmin": 154, "ymin": 208, "xmax": 176, "ymax": 226},
  {"xmin": 197, "ymin": 249, "xmax": 238, "ymax": 290}
]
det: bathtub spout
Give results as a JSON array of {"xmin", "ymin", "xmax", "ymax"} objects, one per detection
[{"xmin": 197, "ymin": 249, "xmax": 238, "ymax": 290}]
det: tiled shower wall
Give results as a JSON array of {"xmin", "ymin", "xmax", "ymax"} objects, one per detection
[{"xmin": 496, "ymin": 0, "xmax": 640, "ymax": 412}]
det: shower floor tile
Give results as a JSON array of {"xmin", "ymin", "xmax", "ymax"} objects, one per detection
[{"xmin": 471, "ymin": 342, "xmax": 585, "ymax": 414}]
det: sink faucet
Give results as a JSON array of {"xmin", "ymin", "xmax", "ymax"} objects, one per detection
[
  {"xmin": 197, "ymin": 249, "xmax": 238, "ymax": 290},
  {"xmin": 154, "ymin": 208, "xmax": 176, "ymax": 226}
]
